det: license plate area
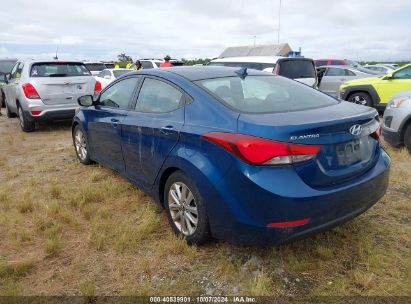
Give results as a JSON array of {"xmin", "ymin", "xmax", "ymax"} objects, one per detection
[{"xmin": 336, "ymin": 139, "xmax": 362, "ymax": 166}]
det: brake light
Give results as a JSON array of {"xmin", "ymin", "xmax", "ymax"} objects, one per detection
[
  {"xmin": 94, "ymin": 81, "xmax": 102, "ymax": 94},
  {"xmin": 31, "ymin": 110, "xmax": 42, "ymax": 116},
  {"xmin": 273, "ymin": 63, "xmax": 280, "ymax": 75},
  {"xmin": 202, "ymin": 132, "xmax": 322, "ymax": 166},
  {"xmin": 371, "ymin": 125, "xmax": 382, "ymax": 141},
  {"xmin": 22, "ymin": 83, "xmax": 40, "ymax": 99}
]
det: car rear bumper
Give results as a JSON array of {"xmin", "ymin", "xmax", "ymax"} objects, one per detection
[
  {"xmin": 206, "ymin": 148, "xmax": 390, "ymax": 245},
  {"xmin": 26, "ymin": 103, "xmax": 78, "ymax": 122}
]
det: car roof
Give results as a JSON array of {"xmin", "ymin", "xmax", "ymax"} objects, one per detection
[
  {"xmin": 105, "ymin": 68, "xmax": 133, "ymax": 71},
  {"xmin": 129, "ymin": 66, "xmax": 271, "ymax": 81},
  {"xmin": 20, "ymin": 59, "xmax": 84, "ymax": 64},
  {"xmin": 211, "ymin": 56, "xmax": 286, "ymax": 64}
]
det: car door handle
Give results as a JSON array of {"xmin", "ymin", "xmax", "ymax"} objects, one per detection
[
  {"xmin": 160, "ymin": 125, "xmax": 174, "ymax": 134},
  {"xmin": 111, "ymin": 118, "xmax": 120, "ymax": 128}
]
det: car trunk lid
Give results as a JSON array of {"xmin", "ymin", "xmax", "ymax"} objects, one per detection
[{"xmin": 238, "ymin": 102, "xmax": 380, "ymax": 187}]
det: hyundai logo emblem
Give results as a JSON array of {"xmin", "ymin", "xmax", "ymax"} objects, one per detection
[{"xmin": 349, "ymin": 124, "xmax": 362, "ymax": 136}]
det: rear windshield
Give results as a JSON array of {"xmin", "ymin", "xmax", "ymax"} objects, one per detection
[
  {"xmin": 0, "ymin": 60, "xmax": 17, "ymax": 74},
  {"xmin": 208, "ymin": 61, "xmax": 274, "ymax": 71},
  {"xmin": 30, "ymin": 63, "xmax": 91, "ymax": 77},
  {"xmin": 278, "ymin": 60, "xmax": 316, "ymax": 79},
  {"xmin": 85, "ymin": 63, "xmax": 107, "ymax": 71},
  {"xmin": 195, "ymin": 75, "xmax": 338, "ymax": 114},
  {"xmin": 113, "ymin": 70, "xmax": 131, "ymax": 78}
]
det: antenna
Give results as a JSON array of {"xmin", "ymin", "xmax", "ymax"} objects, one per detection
[
  {"xmin": 277, "ymin": 0, "xmax": 282, "ymax": 44},
  {"xmin": 54, "ymin": 39, "xmax": 61, "ymax": 60}
]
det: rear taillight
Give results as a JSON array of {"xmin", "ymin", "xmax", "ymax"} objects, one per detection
[
  {"xmin": 202, "ymin": 132, "xmax": 322, "ymax": 166},
  {"xmin": 94, "ymin": 81, "xmax": 102, "ymax": 94},
  {"xmin": 273, "ymin": 64, "xmax": 280, "ymax": 75},
  {"xmin": 371, "ymin": 125, "xmax": 382, "ymax": 141},
  {"xmin": 22, "ymin": 83, "xmax": 40, "ymax": 99}
]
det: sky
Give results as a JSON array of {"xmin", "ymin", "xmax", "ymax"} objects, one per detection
[{"xmin": 0, "ymin": 0, "xmax": 410, "ymax": 62}]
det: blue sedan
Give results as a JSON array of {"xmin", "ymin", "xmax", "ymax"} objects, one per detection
[{"xmin": 72, "ymin": 66, "xmax": 390, "ymax": 245}]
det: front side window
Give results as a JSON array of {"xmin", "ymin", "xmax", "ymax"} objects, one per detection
[
  {"xmin": 135, "ymin": 78, "xmax": 184, "ymax": 113},
  {"xmin": 196, "ymin": 75, "xmax": 338, "ymax": 114},
  {"xmin": 9, "ymin": 62, "xmax": 19, "ymax": 79},
  {"xmin": 30, "ymin": 63, "xmax": 91, "ymax": 77},
  {"xmin": 393, "ymin": 66, "xmax": 411, "ymax": 79},
  {"xmin": 99, "ymin": 77, "xmax": 139, "ymax": 109}
]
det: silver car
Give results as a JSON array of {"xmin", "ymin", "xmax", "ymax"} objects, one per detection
[
  {"xmin": 3, "ymin": 59, "xmax": 98, "ymax": 132},
  {"xmin": 382, "ymin": 90, "xmax": 411, "ymax": 152},
  {"xmin": 316, "ymin": 65, "xmax": 372, "ymax": 97}
]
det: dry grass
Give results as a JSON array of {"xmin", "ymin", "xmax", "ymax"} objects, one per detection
[{"xmin": 0, "ymin": 110, "xmax": 410, "ymax": 297}]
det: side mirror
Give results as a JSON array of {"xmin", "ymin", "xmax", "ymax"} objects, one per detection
[
  {"xmin": 77, "ymin": 95, "xmax": 94, "ymax": 107},
  {"xmin": 383, "ymin": 73, "xmax": 393, "ymax": 80},
  {"xmin": 4, "ymin": 74, "xmax": 9, "ymax": 84}
]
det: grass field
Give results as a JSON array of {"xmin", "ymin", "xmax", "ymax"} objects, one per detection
[{"xmin": 0, "ymin": 109, "xmax": 410, "ymax": 297}]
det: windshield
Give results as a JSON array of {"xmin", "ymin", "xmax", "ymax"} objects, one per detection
[
  {"xmin": 278, "ymin": 60, "xmax": 316, "ymax": 79},
  {"xmin": 0, "ymin": 60, "xmax": 17, "ymax": 74},
  {"xmin": 85, "ymin": 63, "xmax": 107, "ymax": 71},
  {"xmin": 113, "ymin": 70, "xmax": 132, "ymax": 78},
  {"xmin": 195, "ymin": 75, "xmax": 338, "ymax": 114},
  {"xmin": 30, "ymin": 63, "xmax": 92, "ymax": 77}
]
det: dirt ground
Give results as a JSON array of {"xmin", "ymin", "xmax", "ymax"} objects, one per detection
[{"xmin": 0, "ymin": 108, "xmax": 410, "ymax": 297}]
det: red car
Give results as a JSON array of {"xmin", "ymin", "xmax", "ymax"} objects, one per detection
[{"xmin": 315, "ymin": 59, "xmax": 348, "ymax": 67}]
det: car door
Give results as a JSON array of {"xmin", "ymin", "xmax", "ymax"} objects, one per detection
[
  {"xmin": 121, "ymin": 77, "xmax": 186, "ymax": 187},
  {"xmin": 320, "ymin": 67, "xmax": 346, "ymax": 96},
  {"xmin": 4, "ymin": 62, "xmax": 23, "ymax": 111},
  {"xmin": 87, "ymin": 76, "xmax": 141, "ymax": 173},
  {"xmin": 375, "ymin": 65, "xmax": 411, "ymax": 103}
]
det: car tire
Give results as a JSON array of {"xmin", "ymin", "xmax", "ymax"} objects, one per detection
[
  {"xmin": 348, "ymin": 92, "xmax": 373, "ymax": 107},
  {"xmin": 164, "ymin": 171, "xmax": 211, "ymax": 245},
  {"xmin": 72, "ymin": 125, "xmax": 93, "ymax": 165},
  {"xmin": 18, "ymin": 104, "xmax": 35, "ymax": 132},
  {"xmin": 5, "ymin": 100, "xmax": 16, "ymax": 118},
  {"xmin": 404, "ymin": 124, "xmax": 411, "ymax": 153}
]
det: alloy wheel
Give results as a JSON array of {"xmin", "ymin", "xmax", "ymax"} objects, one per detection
[
  {"xmin": 351, "ymin": 95, "xmax": 367, "ymax": 105},
  {"xmin": 74, "ymin": 129, "xmax": 88, "ymax": 161},
  {"xmin": 168, "ymin": 182, "xmax": 198, "ymax": 236},
  {"xmin": 18, "ymin": 106, "xmax": 24, "ymax": 128}
]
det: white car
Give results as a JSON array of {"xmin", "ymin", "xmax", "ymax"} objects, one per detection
[
  {"xmin": 364, "ymin": 64, "xmax": 395, "ymax": 75},
  {"xmin": 94, "ymin": 68, "xmax": 133, "ymax": 89},
  {"xmin": 207, "ymin": 56, "xmax": 317, "ymax": 87},
  {"xmin": 137, "ymin": 59, "xmax": 184, "ymax": 69}
]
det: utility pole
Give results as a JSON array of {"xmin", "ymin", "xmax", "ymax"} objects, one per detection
[{"xmin": 277, "ymin": 0, "xmax": 282, "ymax": 44}]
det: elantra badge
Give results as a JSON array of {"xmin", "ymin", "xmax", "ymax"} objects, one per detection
[{"xmin": 349, "ymin": 124, "xmax": 362, "ymax": 136}]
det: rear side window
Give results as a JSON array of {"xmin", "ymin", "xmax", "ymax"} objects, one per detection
[
  {"xmin": 196, "ymin": 75, "xmax": 338, "ymax": 114},
  {"xmin": 135, "ymin": 78, "xmax": 184, "ymax": 113},
  {"xmin": 325, "ymin": 68, "xmax": 345, "ymax": 76},
  {"xmin": 278, "ymin": 60, "xmax": 316, "ymax": 79},
  {"xmin": 30, "ymin": 63, "xmax": 91, "ymax": 77}
]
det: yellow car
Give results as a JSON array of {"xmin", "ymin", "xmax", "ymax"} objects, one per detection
[{"xmin": 339, "ymin": 63, "xmax": 411, "ymax": 111}]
